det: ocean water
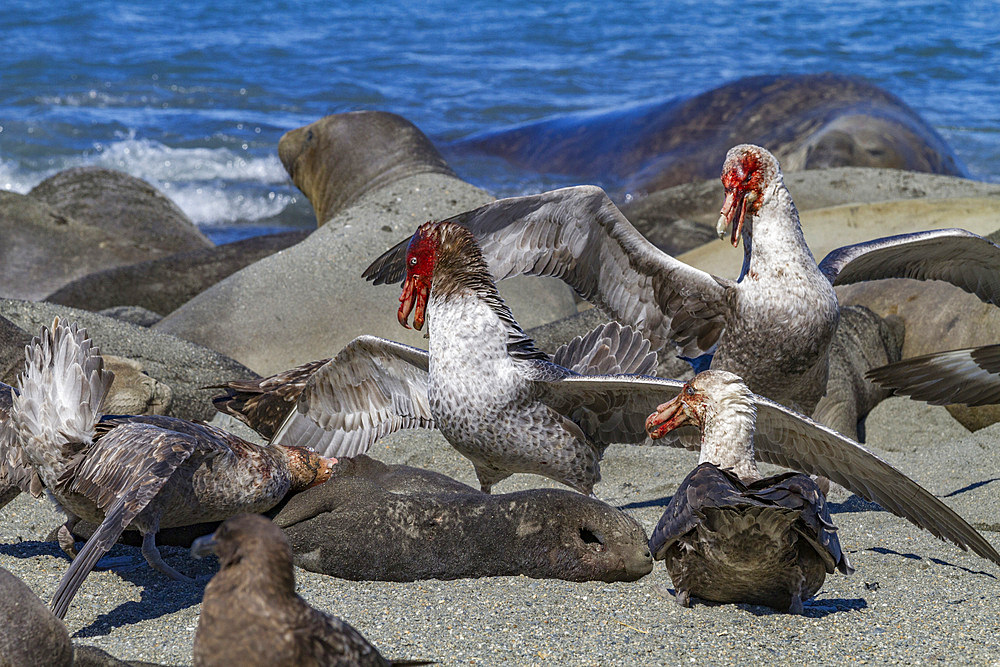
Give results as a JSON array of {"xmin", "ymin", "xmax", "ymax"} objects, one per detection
[{"xmin": 2, "ymin": 0, "xmax": 998, "ymax": 242}]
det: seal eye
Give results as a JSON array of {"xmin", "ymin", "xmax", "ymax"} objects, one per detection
[{"xmin": 409, "ymin": 257, "xmax": 418, "ymax": 266}]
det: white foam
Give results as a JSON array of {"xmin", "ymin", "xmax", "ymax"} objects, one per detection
[
  {"xmin": 77, "ymin": 135, "xmax": 288, "ymax": 184},
  {"xmin": 2, "ymin": 135, "xmax": 297, "ymax": 225},
  {"xmin": 164, "ymin": 184, "xmax": 296, "ymax": 226}
]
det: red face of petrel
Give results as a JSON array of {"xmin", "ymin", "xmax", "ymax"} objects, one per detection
[
  {"xmin": 644, "ymin": 381, "xmax": 707, "ymax": 439},
  {"xmin": 717, "ymin": 146, "xmax": 768, "ymax": 248},
  {"xmin": 398, "ymin": 221, "xmax": 440, "ymax": 331}
]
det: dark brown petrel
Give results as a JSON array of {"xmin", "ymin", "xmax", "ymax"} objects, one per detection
[
  {"xmin": 645, "ymin": 370, "xmax": 853, "ymax": 613},
  {"xmin": 6, "ymin": 319, "xmax": 337, "ymax": 619},
  {"xmin": 191, "ymin": 514, "xmax": 432, "ymax": 667}
]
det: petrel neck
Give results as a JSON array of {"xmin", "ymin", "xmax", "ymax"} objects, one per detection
[
  {"xmin": 697, "ymin": 395, "xmax": 760, "ymax": 482},
  {"xmin": 429, "ymin": 226, "xmax": 547, "ymax": 362},
  {"xmin": 745, "ymin": 180, "xmax": 817, "ymax": 278}
]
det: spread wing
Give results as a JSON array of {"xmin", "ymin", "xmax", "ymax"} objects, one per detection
[
  {"xmin": 211, "ymin": 358, "xmax": 330, "ymax": 440},
  {"xmin": 538, "ymin": 374, "xmax": 685, "ymax": 448},
  {"xmin": 270, "ymin": 336, "xmax": 434, "ymax": 458},
  {"xmin": 866, "ymin": 344, "xmax": 1000, "ymax": 406},
  {"xmin": 818, "ymin": 229, "xmax": 1000, "ymax": 305},
  {"xmin": 542, "ymin": 374, "xmax": 1000, "ymax": 566},
  {"xmin": 363, "ymin": 185, "xmax": 731, "ymax": 356},
  {"xmin": 1, "ymin": 382, "xmax": 39, "ymax": 502},
  {"xmin": 50, "ymin": 422, "xmax": 196, "ymax": 619},
  {"xmin": 750, "ymin": 395, "xmax": 1000, "ymax": 566}
]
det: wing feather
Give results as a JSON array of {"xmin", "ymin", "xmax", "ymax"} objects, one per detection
[
  {"xmin": 750, "ymin": 396, "xmax": 1000, "ymax": 565},
  {"xmin": 866, "ymin": 344, "xmax": 1000, "ymax": 406},
  {"xmin": 543, "ymin": 374, "xmax": 1000, "ymax": 565},
  {"xmin": 819, "ymin": 229, "xmax": 1000, "ymax": 305},
  {"xmin": 270, "ymin": 336, "xmax": 434, "ymax": 458},
  {"xmin": 363, "ymin": 185, "xmax": 731, "ymax": 355},
  {"xmin": 50, "ymin": 422, "xmax": 197, "ymax": 619}
]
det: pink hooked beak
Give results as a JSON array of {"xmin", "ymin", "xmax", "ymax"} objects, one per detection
[
  {"xmin": 398, "ymin": 275, "xmax": 431, "ymax": 330},
  {"xmin": 717, "ymin": 189, "xmax": 749, "ymax": 248},
  {"xmin": 645, "ymin": 393, "xmax": 695, "ymax": 439}
]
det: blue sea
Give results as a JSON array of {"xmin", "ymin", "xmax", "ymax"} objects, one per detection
[{"xmin": 2, "ymin": 0, "xmax": 998, "ymax": 243}]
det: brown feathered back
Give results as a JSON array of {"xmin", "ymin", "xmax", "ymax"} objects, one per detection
[{"xmin": 193, "ymin": 514, "xmax": 392, "ymax": 667}]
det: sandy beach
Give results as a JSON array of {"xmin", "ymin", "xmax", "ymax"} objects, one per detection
[{"xmin": 2, "ymin": 392, "xmax": 999, "ymax": 665}]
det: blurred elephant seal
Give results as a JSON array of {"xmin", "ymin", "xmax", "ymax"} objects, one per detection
[
  {"xmin": 0, "ymin": 191, "xmax": 189, "ymax": 301},
  {"xmin": 46, "ymin": 230, "xmax": 310, "ymax": 316},
  {"xmin": 450, "ymin": 73, "xmax": 966, "ymax": 195},
  {"xmin": 29, "ymin": 166, "xmax": 211, "ymax": 253},
  {"xmin": 272, "ymin": 455, "xmax": 654, "ymax": 583},
  {"xmin": 102, "ymin": 355, "xmax": 173, "ymax": 416},
  {"xmin": 279, "ymin": 110, "xmax": 455, "ymax": 225}
]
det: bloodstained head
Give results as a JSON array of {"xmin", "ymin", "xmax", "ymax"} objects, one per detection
[
  {"xmin": 398, "ymin": 221, "xmax": 441, "ymax": 330},
  {"xmin": 717, "ymin": 144, "xmax": 777, "ymax": 248}
]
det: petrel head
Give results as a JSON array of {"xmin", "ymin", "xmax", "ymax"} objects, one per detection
[{"xmin": 717, "ymin": 144, "xmax": 780, "ymax": 248}]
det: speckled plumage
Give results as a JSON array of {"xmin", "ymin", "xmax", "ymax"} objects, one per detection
[
  {"xmin": 358, "ymin": 224, "xmax": 1000, "ymax": 568},
  {"xmin": 365, "ymin": 145, "xmax": 1000, "ymax": 423},
  {"xmin": 403, "ymin": 221, "xmax": 660, "ymax": 493},
  {"xmin": 212, "ymin": 265, "xmax": 655, "ymax": 493},
  {"xmin": 647, "ymin": 371, "xmax": 852, "ymax": 613},
  {"xmin": 6, "ymin": 320, "xmax": 336, "ymax": 619},
  {"xmin": 192, "ymin": 514, "xmax": 423, "ymax": 667}
]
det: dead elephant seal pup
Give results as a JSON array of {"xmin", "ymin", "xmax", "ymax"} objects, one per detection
[{"xmin": 272, "ymin": 455, "xmax": 654, "ymax": 583}]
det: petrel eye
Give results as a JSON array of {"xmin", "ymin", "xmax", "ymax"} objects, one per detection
[
  {"xmin": 409, "ymin": 257, "xmax": 418, "ymax": 266},
  {"xmin": 684, "ymin": 385, "xmax": 695, "ymax": 395}
]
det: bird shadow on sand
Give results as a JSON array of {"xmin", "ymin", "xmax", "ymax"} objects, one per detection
[
  {"xmin": 942, "ymin": 477, "xmax": 1000, "ymax": 498},
  {"xmin": 619, "ymin": 495, "xmax": 673, "ymax": 511},
  {"xmin": 867, "ymin": 546, "xmax": 996, "ymax": 579},
  {"xmin": 0, "ymin": 538, "xmax": 217, "ymax": 636},
  {"xmin": 654, "ymin": 584, "xmax": 866, "ymax": 617}
]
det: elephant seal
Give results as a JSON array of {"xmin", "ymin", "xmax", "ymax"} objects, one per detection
[
  {"xmin": 156, "ymin": 113, "xmax": 576, "ymax": 374},
  {"xmin": 101, "ymin": 355, "xmax": 173, "ymax": 416},
  {"xmin": 279, "ymin": 110, "xmax": 455, "ymax": 226},
  {"xmin": 620, "ymin": 168, "xmax": 1000, "ymax": 256},
  {"xmin": 449, "ymin": 73, "xmax": 966, "ymax": 195},
  {"xmin": 29, "ymin": 166, "xmax": 211, "ymax": 253},
  {"xmin": 46, "ymin": 230, "xmax": 309, "ymax": 316},
  {"xmin": 0, "ymin": 191, "xmax": 185, "ymax": 300},
  {"xmin": 1, "ymin": 298, "xmax": 257, "ymax": 421},
  {"xmin": 271, "ymin": 455, "xmax": 654, "ymax": 583}
]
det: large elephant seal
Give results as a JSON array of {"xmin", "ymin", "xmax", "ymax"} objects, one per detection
[
  {"xmin": 1, "ymin": 168, "xmax": 211, "ymax": 300},
  {"xmin": 620, "ymin": 168, "xmax": 1000, "ymax": 256},
  {"xmin": 449, "ymin": 73, "xmax": 967, "ymax": 195},
  {"xmin": 271, "ymin": 455, "xmax": 654, "ymax": 583},
  {"xmin": 279, "ymin": 110, "xmax": 456, "ymax": 226},
  {"xmin": 156, "ymin": 112, "xmax": 576, "ymax": 374},
  {"xmin": 46, "ymin": 230, "xmax": 309, "ymax": 316}
]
